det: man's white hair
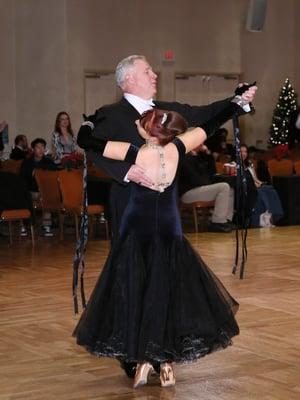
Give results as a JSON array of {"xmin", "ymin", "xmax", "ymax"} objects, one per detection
[{"xmin": 115, "ymin": 55, "xmax": 146, "ymax": 88}]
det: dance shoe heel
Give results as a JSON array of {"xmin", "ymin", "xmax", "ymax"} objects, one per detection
[
  {"xmin": 133, "ymin": 362, "xmax": 154, "ymax": 388},
  {"xmin": 160, "ymin": 363, "xmax": 175, "ymax": 387}
]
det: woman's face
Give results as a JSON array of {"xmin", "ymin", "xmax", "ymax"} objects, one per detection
[
  {"xmin": 59, "ymin": 114, "xmax": 70, "ymax": 129},
  {"xmin": 240, "ymin": 146, "xmax": 248, "ymax": 161}
]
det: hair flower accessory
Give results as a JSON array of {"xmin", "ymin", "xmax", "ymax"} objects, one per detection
[{"xmin": 161, "ymin": 113, "xmax": 167, "ymax": 125}]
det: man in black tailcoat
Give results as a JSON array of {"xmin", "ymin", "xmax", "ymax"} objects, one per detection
[
  {"xmin": 77, "ymin": 54, "xmax": 257, "ymax": 378},
  {"xmin": 82, "ymin": 55, "xmax": 257, "ymax": 239}
]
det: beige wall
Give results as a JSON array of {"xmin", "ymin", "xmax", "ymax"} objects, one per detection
[
  {"xmin": 0, "ymin": 0, "xmax": 16, "ymax": 149},
  {"xmin": 295, "ymin": 0, "xmax": 300, "ymax": 95},
  {"xmin": 240, "ymin": 0, "xmax": 297, "ymax": 147},
  {"xmin": 66, "ymin": 0, "xmax": 242, "ymax": 132},
  {"xmin": 0, "ymin": 0, "xmax": 299, "ymax": 150},
  {"xmin": 14, "ymin": 0, "xmax": 68, "ymax": 147}
]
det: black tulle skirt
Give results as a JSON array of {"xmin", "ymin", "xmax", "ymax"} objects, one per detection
[{"xmin": 73, "ymin": 234, "xmax": 239, "ymax": 364}]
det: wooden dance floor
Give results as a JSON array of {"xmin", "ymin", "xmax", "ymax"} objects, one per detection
[{"xmin": 0, "ymin": 226, "xmax": 299, "ymax": 399}]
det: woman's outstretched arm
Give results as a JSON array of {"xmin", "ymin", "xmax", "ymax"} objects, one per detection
[
  {"xmin": 177, "ymin": 127, "xmax": 207, "ymax": 153},
  {"xmin": 77, "ymin": 123, "xmax": 132, "ymax": 161}
]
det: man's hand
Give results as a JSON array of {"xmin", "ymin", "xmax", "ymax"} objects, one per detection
[
  {"xmin": 127, "ymin": 164, "xmax": 154, "ymax": 188},
  {"xmin": 235, "ymin": 82, "xmax": 258, "ymax": 103},
  {"xmin": 135, "ymin": 120, "xmax": 148, "ymax": 139},
  {"xmin": 241, "ymin": 85, "xmax": 257, "ymax": 103}
]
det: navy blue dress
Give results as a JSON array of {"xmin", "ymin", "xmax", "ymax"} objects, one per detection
[{"xmin": 73, "ymin": 138, "xmax": 239, "ymax": 364}]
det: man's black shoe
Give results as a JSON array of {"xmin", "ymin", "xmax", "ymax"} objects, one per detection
[
  {"xmin": 120, "ymin": 361, "xmax": 137, "ymax": 378},
  {"xmin": 208, "ymin": 222, "xmax": 232, "ymax": 233}
]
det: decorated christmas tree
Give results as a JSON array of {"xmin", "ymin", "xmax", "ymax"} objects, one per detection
[{"xmin": 269, "ymin": 78, "xmax": 298, "ymax": 146}]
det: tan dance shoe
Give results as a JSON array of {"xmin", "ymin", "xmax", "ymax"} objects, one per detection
[
  {"xmin": 133, "ymin": 362, "xmax": 154, "ymax": 388},
  {"xmin": 160, "ymin": 363, "xmax": 175, "ymax": 387}
]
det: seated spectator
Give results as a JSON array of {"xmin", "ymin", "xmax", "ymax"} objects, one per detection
[
  {"xmin": 205, "ymin": 128, "xmax": 234, "ymax": 161},
  {"xmin": 52, "ymin": 111, "xmax": 77, "ymax": 164},
  {"xmin": 10, "ymin": 134, "xmax": 29, "ymax": 160},
  {"xmin": 179, "ymin": 144, "xmax": 234, "ymax": 233},
  {"xmin": 20, "ymin": 138, "xmax": 57, "ymax": 236},
  {"xmin": 241, "ymin": 144, "xmax": 284, "ymax": 227}
]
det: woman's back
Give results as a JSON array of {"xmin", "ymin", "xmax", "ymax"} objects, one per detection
[
  {"xmin": 135, "ymin": 141, "xmax": 180, "ymax": 193},
  {"xmin": 119, "ymin": 138, "xmax": 185, "ymax": 244}
]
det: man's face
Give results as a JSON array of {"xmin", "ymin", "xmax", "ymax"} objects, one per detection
[
  {"xmin": 59, "ymin": 114, "xmax": 70, "ymax": 129},
  {"xmin": 127, "ymin": 59, "xmax": 157, "ymax": 99},
  {"xmin": 33, "ymin": 143, "xmax": 45, "ymax": 160}
]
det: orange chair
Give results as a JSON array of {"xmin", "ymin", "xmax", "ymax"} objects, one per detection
[
  {"xmin": 34, "ymin": 169, "xmax": 65, "ymax": 240},
  {"xmin": 58, "ymin": 169, "xmax": 109, "ymax": 239},
  {"xmin": 181, "ymin": 200, "xmax": 215, "ymax": 233},
  {"xmin": 1, "ymin": 159, "xmax": 23, "ymax": 174},
  {"xmin": 294, "ymin": 160, "xmax": 300, "ymax": 175},
  {"xmin": 256, "ymin": 151, "xmax": 273, "ymax": 163},
  {"xmin": 1, "ymin": 209, "xmax": 35, "ymax": 246},
  {"xmin": 267, "ymin": 159, "xmax": 293, "ymax": 178},
  {"xmin": 289, "ymin": 149, "xmax": 300, "ymax": 162}
]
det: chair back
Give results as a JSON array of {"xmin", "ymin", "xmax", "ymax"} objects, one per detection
[
  {"xmin": 58, "ymin": 169, "xmax": 84, "ymax": 213},
  {"xmin": 1, "ymin": 159, "xmax": 23, "ymax": 174},
  {"xmin": 34, "ymin": 169, "xmax": 63, "ymax": 210},
  {"xmin": 267, "ymin": 158, "xmax": 293, "ymax": 177},
  {"xmin": 294, "ymin": 160, "xmax": 300, "ymax": 175},
  {"xmin": 289, "ymin": 149, "xmax": 300, "ymax": 162}
]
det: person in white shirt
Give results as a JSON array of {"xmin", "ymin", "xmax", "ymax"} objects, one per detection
[{"xmin": 77, "ymin": 54, "xmax": 257, "ymax": 378}]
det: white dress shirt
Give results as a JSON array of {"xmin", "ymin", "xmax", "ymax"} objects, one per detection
[
  {"xmin": 122, "ymin": 92, "xmax": 250, "ymax": 181},
  {"xmin": 124, "ymin": 93, "xmax": 155, "ymax": 115}
]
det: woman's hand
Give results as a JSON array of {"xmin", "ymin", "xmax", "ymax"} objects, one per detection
[{"xmin": 135, "ymin": 120, "xmax": 149, "ymax": 140}]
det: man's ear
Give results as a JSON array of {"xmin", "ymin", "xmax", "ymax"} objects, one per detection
[{"xmin": 125, "ymin": 73, "xmax": 135, "ymax": 86}]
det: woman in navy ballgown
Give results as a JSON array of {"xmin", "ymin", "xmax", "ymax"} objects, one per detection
[{"xmin": 73, "ymin": 109, "xmax": 239, "ymax": 388}]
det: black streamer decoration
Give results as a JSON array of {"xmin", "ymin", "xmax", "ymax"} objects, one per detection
[
  {"xmin": 72, "ymin": 152, "xmax": 88, "ymax": 314},
  {"xmin": 232, "ymin": 113, "xmax": 249, "ymax": 279}
]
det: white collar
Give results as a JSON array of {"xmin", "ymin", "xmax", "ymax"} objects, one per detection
[{"xmin": 124, "ymin": 93, "xmax": 155, "ymax": 115}]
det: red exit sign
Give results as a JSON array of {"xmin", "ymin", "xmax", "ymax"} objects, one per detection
[{"xmin": 163, "ymin": 50, "xmax": 175, "ymax": 62}]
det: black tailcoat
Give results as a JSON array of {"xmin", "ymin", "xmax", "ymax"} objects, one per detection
[{"xmin": 87, "ymin": 97, "xmax": 239, "ymax": 237}]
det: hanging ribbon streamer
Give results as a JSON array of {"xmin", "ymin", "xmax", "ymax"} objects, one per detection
[
  {"xmin": 72, "ymin": 152, "xmax": 89, "ymax": 314},
  {"xmin": 232, "ymin": 113, "xmax": 249, "ymax": 279}
]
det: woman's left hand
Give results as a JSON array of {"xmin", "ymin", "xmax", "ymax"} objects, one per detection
[{"xmin": 135, "ymin": 120, "xmax": 148, "ymax": 140}]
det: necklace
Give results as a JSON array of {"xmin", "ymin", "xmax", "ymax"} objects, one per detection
[{"xmin": 145, "ymin": 140, "xmax": 170, "ymax": 192}]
